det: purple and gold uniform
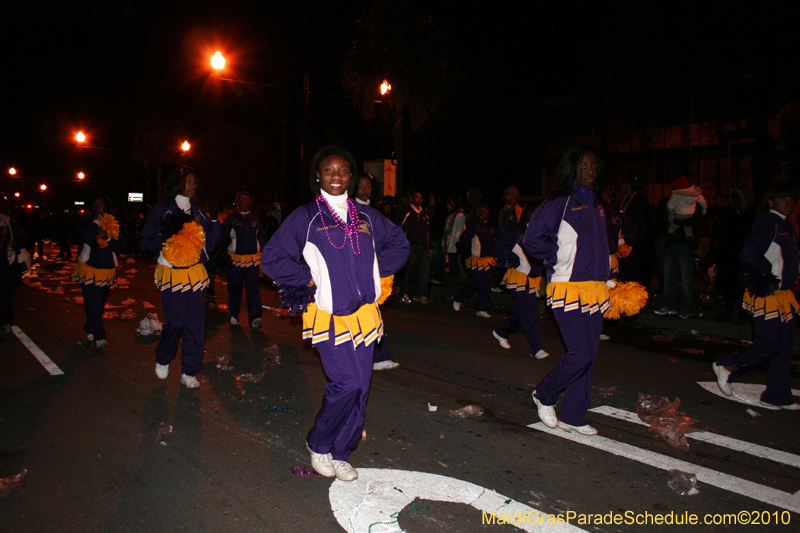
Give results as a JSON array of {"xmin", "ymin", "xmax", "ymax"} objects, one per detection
[
  {"xmin": 262, "ymin": 197, "xmax": 408, "ymax": 461},
  {"xmin": 524, "ymin": 182, "xmax": 610, "ymax": 427},
  {"xmin": 453, "ymin": 217, "xmax": 497, "ymax": 312},
  {"xmin": 221, "ymin": 210, "xmax": 267, "ymax": 326},
  {"xmin": 72, "ymin": 215, "xmax": 127, "ymax": 343},
  {"xmin": 140, "ymin": 199, "xmax": 220, "ymax": 377}
]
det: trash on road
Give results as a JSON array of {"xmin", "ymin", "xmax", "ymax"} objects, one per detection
[
  {"xmin": 448, "ymin": 405, "xmax": 484, "ymax": 418},
  {"xmin": 746, "ymin": 409, "xmax": 761, "ymax": 417},
  {"xmin": 53, "ymin": 286, "xmax": 64, "ymax": 295},
  {"xmin": 290, "ymin": 466, "xmax": 323, "ymax": 477},
  {"xmin": 119, "ymin": 309, "xmax": 136, "ymax": 320},
  {"xmin": 120, "ymin": 298, "xmax": 136, "ymax": 306},
  {"xmin": 263, "ymin": 406, "xmax": 303, "ymax": 414},
  {"xmin": 216, "ymin": 353, "xmax": 232, "ymax": 371},
  {"xmin": 126, "ymin": 258, "xmax": 135, "ymax": 263},
  {"xmin": 673, "ymin": 348, "xmax": 705, "ymax": 354},
  {"xmin": 235, "ymin": 371, "xmax": 266, "ymax": 383},
  {"xmin": 0, "ymin": 468, "xmax": 29, "ymax": 497},
  {"xmin": 262, "ymin": 344, "xmax": 282, "ymax": 366},
  {"xmin": 651, "ymin": 334, "xmax": 675, "ymax": 342},
  {"xmin": 637, "ymin": 393, "xmax": 699, "ymax": 450},
  {"xmin": 428, "ymin": 402, "xmax": 438, "ymax": 412},
  {"xmin": 155, "ymin": 423, "xmax": 175, "ymax": 445},
  {"xmin": 667, "ymin": 469, "xmax": 699, "ymax": 496},
  {"xmin": 142, "ymin": 301, "xmax": 156, "ymax": 309},
  {"xmin": 136, "ymin": 314, "xmax": 162, "ymax": 336},
  {"xmin": 102, "ymin": 311, "xmax": 119, "ymax": 319},
  {"xmin": 592, "ymin": 386, "xmax": 618, "ymax": 398},
  {"xmin": 125, "ymin": 268, "xmax": 137, "ymax": 273}
]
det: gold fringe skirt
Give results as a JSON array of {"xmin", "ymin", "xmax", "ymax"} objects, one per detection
[
  {"xmin": 154, "ymin": 263, "xmax": 209, "ymax": 292},
  {"xmin": 546, "ymin": 281, "xmax": 610, "ymax": 315},
  {"xmin": 743, "ymin": 289, "xmax": 800, "ymax": 322},
  {"xmin": 302, "ymin": 302, "xmax": 384, "ymax": 348},
  {"xmin": 466, "ymin": 256, "xmax": 496, "ymax": 271},
  {"xmin": 229, "ymin": 251, "xmax": 262, "ymax": 268},
  {"xmin": 72, "ymin": 261, "xmax": 116, "ymax": 287},
  {"xmin": 501, "ymin": 268, "xmax": 543, "ymax": 295}
]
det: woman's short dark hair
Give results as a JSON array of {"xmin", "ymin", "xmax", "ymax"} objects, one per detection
[
  {"xmin": 164, "ymin": 166, "xmax": 198, "ymax": 200},
  {"xmin": 90, "ymin": 193, "xmax": 112, "ymax": 212},
  {"xmin": 309, "ymin": 146, "xmax": 359, "ymax": 197},
  {"xmin": 549, "ymin": 145, "xmax": 606, "ymax": 203},
  {"xmin": 758, "ymin": 181, "xmax": 797, "ymax": 213}
]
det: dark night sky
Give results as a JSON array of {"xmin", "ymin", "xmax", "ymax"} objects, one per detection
[{"xmin": 4, "ymin": 1, "xmax": 800, "ymax": 208}]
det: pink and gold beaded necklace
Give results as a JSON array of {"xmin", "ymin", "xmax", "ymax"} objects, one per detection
[{"xmin": 315, "ymin": 195, "xmax": 361, "ymax": 255}]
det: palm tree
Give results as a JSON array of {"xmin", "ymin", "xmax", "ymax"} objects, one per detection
[{"xmin": 342, "ymin": 1, "xmax": 457, "ymax": 194}]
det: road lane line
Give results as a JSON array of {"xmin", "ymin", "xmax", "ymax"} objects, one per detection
[
  {"xmin": 528, "ymin": 422, "xmax": 800, "ymax": 513},
  {"xmin": 12, "ymin": 326, "xmax": 64, "ymax": 376},
  {"xmin": 589, "ymin": 405, "xmax": 800, "ymax": 469}
]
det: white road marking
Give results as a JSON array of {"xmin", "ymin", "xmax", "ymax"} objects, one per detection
[
  {"xmin": 590, "ymin": 405, "xmax": 800, "ymax": 469},
  {"xmin": 528, "ymin": 422, "xmax": 800, "ymax": 513},
  {"xmin": 329, "ymin": 468, "xmax": 588, "ymax": 533},
  {"xmin": 12, "ymin": 326, "xmax": 64, "ymax": 376},
  {"xmin": 698, "ymin": 381, "xmax": 800, "ymax": 407}
]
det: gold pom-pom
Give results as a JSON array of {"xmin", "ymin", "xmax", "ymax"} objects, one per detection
[
  {"xmin": 97, "ymin": 213, "xmax": 119, "ymax": 248},
  {"xmin": 162, "ymin": 221, "xmax": 205, "ymax": 268},
  {"xmin": 100, "ymin": 214, "xmax": 119, "ymax": 239},
  {"xmin": 377, "ymin": 275, "xmax": 394, "ymax": 305},
  {"xmin": 604, "ymin": 281, "xmax": 648, "ymax": 319},
  {"xmin": 614, "ymin": 243, "xmax": 632, "ymax": 259}
]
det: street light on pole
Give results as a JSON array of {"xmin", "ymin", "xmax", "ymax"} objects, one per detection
[
  {"xmin": 8, "ymin": 167, "xmax": 16, "ymax": 176},
  {"xmin": 40, "ymin": 184, "xmax": 47, "ymax": 192},
  {"xmin": 380, "ymin": 80, "xmax": 392, "ymax": 96},
  {"xmin": 211, "ymin": 51, "xmax": 225, "ymax": 71},
  {"xmin": 181, "ymin": 141, "xmax": 191, "ymax": 152},
  {"xmin": 77, "ymin": 172, "xmax": 85, "ymax": 180},
  {"xmin": 76, "ymin": 131, "xmax": 86, "ymax": 144}
]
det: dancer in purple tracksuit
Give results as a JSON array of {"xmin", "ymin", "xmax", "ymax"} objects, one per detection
[
  {"xmin": 713, "ymin": 182, "xmax": 800, "ymax": 409},
  {"xmin": 73, "ymin": 194, "xmax": 127, "ymax": 348},
  {"xmin": 140, "ymin": 166, "xmax": 220, "ymax": 389},
  {"xmin": 453, "ymin": 204, "xmax": 497, "ymax": 317},
  {"xmin": 262, "ymin": 147, "xmax": 409, "ymax": 481},
  {"xmin": 491, "ymin": 211, "xmax": 549, "ymax": 359},
  {"xmin": 221, "ymin": 189, "xmax": 267, "ymax": 329},
  {"xmin": 524, "ymin": 146, "xmax": 611, "ymax": 436}
]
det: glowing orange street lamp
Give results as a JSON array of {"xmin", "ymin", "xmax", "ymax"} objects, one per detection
[
  {"xmin": 380, "ymin": 79, "xmax": 392, "ymax": 96},
  {"xmin": 77, "ymin": 172, "xmax": 85, "ymax": 180},
  {"xmin": 181, "ymin": 141, "xmax": 191, "ymax": 152},
  {"xmin": 14, "ymin": 192, "xmax": 20, "ymax": 197},
  {"xmin": 211, "ymin": 51, "xmax": 225, "ymax": 70},
  {"xmin": 40, "ymin": 184, "xmax": 47, "ymax": 191},
  {"xmin": 76, "ymin": 131, "xmax": 86, "ymax": 143},
  {"xmin": 8, "ymin": 167, "xmax": 16, "ymax": 176}
]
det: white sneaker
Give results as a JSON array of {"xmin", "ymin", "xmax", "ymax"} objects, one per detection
[
  {"xmin": 373, "ymin": 360, "xmax": 400, "ymax": 371},
  {"xmin": 332, "ymin": 460, "xmax": 358, "ymax": 481},
  {"xmin": 492, "ymin": 330, "xmax": 510, "ymax": 349},
  {"xmin": 452, "ymin": 301, "xmax": 461, "ymax": 311},
  {"xmin": 532, "ymin": 391, "xmax": 558, "ymax": 428},
  {"xmin": 532, "ymin": 349, "xmax": 550, "ymax": 360},
  {"xmin": 306, "ymin": 444, "xmax": 335, "ymax": 477},
  {"xmin": 491, "ymin": 286, "xmax": 503, "ymax": 293},
  {"xmin": 180, "ymin": 373, "xmax": 200, "ymax": 388},
  {"xmin": 760, "ymin": 400, "xmax": 800, "ymax": 410},
  {"xmin": 95, "ymin": 339, "xmax": 108, "ymax": 349},
  {"xmin": 599, "ymin": 334, "xmax": 610, "ymax": 341},
  {"xmin": 87, "ymin": 333, "xmax": 94, "ymax": 342},
  {"xmin": 155, "ymin": 363, "xmax": 169, "ymax": 379},
  {"xmin": 230, "ymin": 316, "xmax": 239, "ymax": 326},
  {"xmin": 712, "ymin": 363, "xmax": 732, "ymax": 396},
  {"xmin": 558, "ymin": 421, "xmax": 598, "ymax": 435},
  {"xmin": 476, "ymin": 311, "xmax": 491, "ymax": 318},
  {"xmin": 251, "ymin": 318, "xmax": 262, "ymax": 329}
]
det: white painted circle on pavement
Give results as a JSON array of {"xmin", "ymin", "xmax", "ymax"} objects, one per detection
[{"xmin": 329, "ymin": 468, "xmax": 587, "ymax": 532}]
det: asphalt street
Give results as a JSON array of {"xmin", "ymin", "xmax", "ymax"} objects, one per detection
[{"xmin": 2, "ymin": 245, "xmax": 800, "ymax": 532}]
